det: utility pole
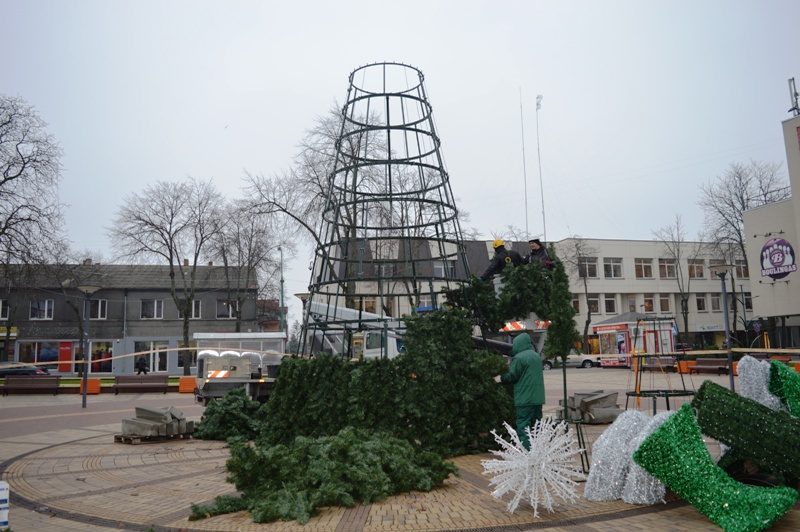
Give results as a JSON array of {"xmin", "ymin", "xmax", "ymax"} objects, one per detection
[{"xmin": 535, "ymin": 94, "xmax": 547, "ymax": 241}]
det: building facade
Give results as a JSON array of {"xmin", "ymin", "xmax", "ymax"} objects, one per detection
[
  {"xmin": 1, "ymin": 263, "xmax": 261, "ymax": 375},
  {"xmin": 550, "ymin": 238, "xmax": 753, "ymax": 352},
  {"xmin": 743, "ymin": 111, "xmax": 800, "ymax": 346}
]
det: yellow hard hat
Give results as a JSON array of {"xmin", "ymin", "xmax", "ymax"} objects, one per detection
[{"xmin": 492, "ymin": 239, "xmax": 505, "ymax": 249}]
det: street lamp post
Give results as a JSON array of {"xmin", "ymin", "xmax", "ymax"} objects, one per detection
[
  {"xmin": 278, "ymin": 246, "xmax": 285, "ymax": 333},
  {"xmin": 78, "ymin": 285, "xmax": 101, "ymax": 409},
  {"xmin": 710, "ymin": 265, "xmax": 735, "ymax": 391}
]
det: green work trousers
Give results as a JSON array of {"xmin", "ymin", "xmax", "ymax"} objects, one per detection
[{"xmin": 516, "ymin": 404, "xmax": 543, "ymax": 450}]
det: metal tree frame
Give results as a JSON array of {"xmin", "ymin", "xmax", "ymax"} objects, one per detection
[{"xmin": 301, "ymin": 62, "xmax": 471, "ymax": 357}]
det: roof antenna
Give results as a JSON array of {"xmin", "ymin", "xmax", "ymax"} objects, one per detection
[{"xmin": 789, "ymin": 78, "xmax": 799, "ymax": 117}]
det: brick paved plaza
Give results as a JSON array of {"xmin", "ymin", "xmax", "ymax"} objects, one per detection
[{"xmin": 1, "ymin": 368, "xmax": 798, "ymax": 531}]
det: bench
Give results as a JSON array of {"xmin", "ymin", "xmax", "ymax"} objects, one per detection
[
  {"xmin": 112, "ymin": 374, "xmax": 169, "ymax": 394},
  {"xmin": 641, "ymin": 356, "xmax": 676, "ymax": 372},
  {"xmin": 1, "ymin": 375, "xmax": 61, "ymax": 396},
  {"xmin": 689, "ymin": 358, "xmax": 729, "ymax": 375}
]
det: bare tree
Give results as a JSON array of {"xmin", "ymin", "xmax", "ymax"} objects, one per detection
[
  {"xmin": 699, "ymin": 161, "xmax": 789, "ymax": 265},
  {"xmin": 110, "ymin": 178, "xmax": 223, "ymax": 375},
  {"xmin": 653, "ymin": 215, "xmax": 704, "ymax": 346},
  {"xmin": 0, "ymin": 95, "xmax": 65, "ymax": 263},
  {"xmin": 209, "ymin": 199, "xmax": 292, "ymax": 332},
  {"xmin": 558, "ymin": 236, "xmax": 597, "ymax": 353}
]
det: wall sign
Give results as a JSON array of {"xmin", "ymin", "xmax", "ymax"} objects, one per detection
[{"xmin": 760, "ymin": 237, "xmax": 797, "ymax": 280}]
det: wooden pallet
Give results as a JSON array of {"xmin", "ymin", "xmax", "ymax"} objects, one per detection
[{"xmin": 114, "ymin": 432, "xmax": 193, "ymax": 445}]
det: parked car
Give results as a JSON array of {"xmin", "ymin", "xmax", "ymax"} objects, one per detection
[
  {"xmin": 0, "ymin": 362, "xmax": 50, "ymax": 377},
  {"xmin": 542, "ymin": 351, "xmax": 600, "ymax": 370}
]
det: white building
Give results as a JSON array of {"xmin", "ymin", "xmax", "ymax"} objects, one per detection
[
  {"xmin": 743, "ymin": 109, "xmax": 800, "ymax": 346},
  {"xmin": 551, "ymin": 238, "xmax": 752, "ymax": 352}
]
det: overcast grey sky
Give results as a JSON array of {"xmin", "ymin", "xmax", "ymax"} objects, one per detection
[{"xmin": 3, "ymin": 0, "xmax": 799, "ymax": 324}]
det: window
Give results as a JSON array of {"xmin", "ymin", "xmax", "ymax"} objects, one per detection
[
  {"xmin": 216, "ymin": 299, "xmax": 239, "ymax": 319},
  {"xmin": 696, "ymin": 293, "xmax": 707, "ymax": 312},
  {"xmin": 84, "ymin": 299, "xmax": 107, "ymax": 320},
  {"xmin": 604, "ymin": 294, "xmax": 616, "ymax": 314},
  {"xmin": 627, "ymin": 295, "xmax": 636, "ymax": 312},
  {"xmin": 658, "ymin": 258, "xmax": 677, "ymax": 279},
  {"xmin": 643, "ymin": 294, "xmax": 654, "ymax": 312},
  {"xmin": 418, "ymin": 294, "xmax": 432, "ymax": 308},
  {"xmin": 743, "ymin": 292, "xmax": 753, "ymax": 311},
  {"xmin": 433, "ymin": 260, "xmax": 455, "ymax": 278},
  {"xmin": 30, "ymin": 299, "xmax": 54, "ymax": 320},
  {"xmin": 659, "ymin": 294, "xmax": 671, "ymax": 312},
  {"xmin": 572, "ymin": 296, "xmax": 580, "ymax": 313},
  {"xmin": 18, "ymin": 341, "xmax": 59, "ymax": 371},
  {"xmin": 578, "ymin": 257, "xmax": 598, "ymax": 278},
  {"xmin": 736, "ymin": 259, "xmax": 749, "ymax": 279},
  {"xmin": 603, "ymin": 258, "xmax": 623, "ymax": 279},
  {"xmin": 179, "ymin": 299, "xmax": 202, "ymax": 319},
  {"xmin": 688, "ymin": 259, "xmax": 705, "ymax": 279},
  {"xmin": 0, "ymin": 299, "xmax": 8, "ymax": 320},
  {"xmin": 379, "ymin": 263, "xmax": 395, "ymax": 278},
  {"xmin": 141, "ymin": 299, "xmax": 164, "ymax": 319},
  {"xmin": 587, "ymin": 294, "xmax": 599, "ymax": 314},
  {"xmin": 634, "ymin": 258, "xmax": 653, "ymax": 279},
  {"xmin": 134, "ymin": 340, "xmax": 168, "ymax": 372},
  {"xmin": 711, "ymin": 293, "xmax": 721, "ymax": 312}
]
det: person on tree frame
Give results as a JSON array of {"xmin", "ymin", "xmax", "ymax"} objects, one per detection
[
  {"xmin": 525, "ymin": 238, "xmax": 554, "ymax": 270},
  {"xmin": 480, "ymin": 239, "xmax": 523, "ymax": 281}
]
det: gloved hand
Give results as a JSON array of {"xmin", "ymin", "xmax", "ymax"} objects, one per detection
[{"xmin": 493, "ymin": 375, "xmax": 502, "ymax": 383}]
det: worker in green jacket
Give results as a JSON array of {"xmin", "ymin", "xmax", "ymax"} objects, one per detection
[{"xmin": 498, "ymin": 332, "xmax": 545, "ymax": 450}]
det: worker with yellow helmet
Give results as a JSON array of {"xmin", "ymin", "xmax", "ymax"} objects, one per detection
[{"xmin": 479, "ymin": 239, "xmax": 523, "ymax": 281}]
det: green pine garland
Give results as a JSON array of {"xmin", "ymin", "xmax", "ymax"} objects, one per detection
[
  {"xmin": 692, "ymin": 380, "xmax": 800, "ymax": 482},
  {"xmin": 769, "ymin": 361, "xmax": 800, "ymax": 416},
  {"xmin": 193, "ymin": 387, "xmax": 264, "ymax": 441},
  {"xmin": 633, "ymin": 403, "xmax": 797, "ymax": 532},
  {"xmin": 189, "ymin": 428, "xmax": 457, "ymax": 524}
]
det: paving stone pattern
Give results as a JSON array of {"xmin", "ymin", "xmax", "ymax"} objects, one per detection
[{"xmin": 1, "ymin": 374, "xmax": 799, "ymax": 531}]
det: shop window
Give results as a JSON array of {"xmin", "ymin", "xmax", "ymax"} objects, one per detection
[
  {"xmin": 17, "ymin": 341, "xmax": 60, "ymax": 371},
  {"xmin": 90, "ymin": 341, "xmax": 113, "ymax": 373},
  {"xmin": 177, "ymin": 340, "xmax": 197, "ymax": 368},
  {"xmin": 627, "ymin": 295, "xmax": 636, "ymax": 312},
  {"xmin": 134, "ymin": 340, "xmax": 168, "ymax": 372},
  {"xmin": 643, "ymin": 294, "xmax": 654, "ymax": 312},
  {"xmin": 634, "ymin": 258, "xmax": 652, "ymax": 279},
  {"xmin": 30, "ymin": 299, "xmax": 54, "ymax": 320}
]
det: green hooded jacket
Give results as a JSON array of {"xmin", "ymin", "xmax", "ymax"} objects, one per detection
[{"xmin": 500, "ymin": 332, "xmax": 545, "ymax": 406}]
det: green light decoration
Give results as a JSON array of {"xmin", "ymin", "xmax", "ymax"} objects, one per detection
[
  {"xmin": 769, "ymin": 361, "xmax": 800, "ymax": 417},
  {"xmin": 692, "ymin": 380, "xmax": 800, "ymax": 481},
  {"xmin": 633, "ymin": 403, "xmax": 797, "ymax": 532}
]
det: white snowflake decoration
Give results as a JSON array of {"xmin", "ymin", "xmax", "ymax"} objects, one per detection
[{"xmin": 481, "ymin": 419, "xmax": 586, "ymax": 517}]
